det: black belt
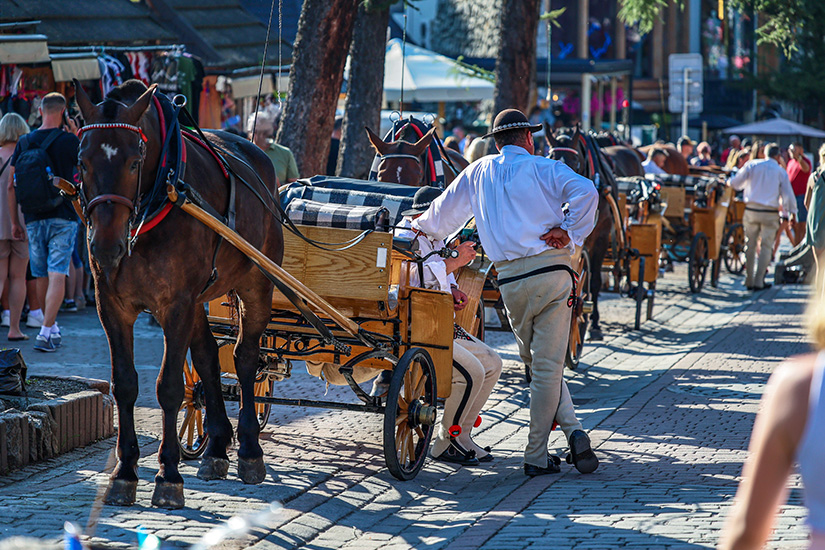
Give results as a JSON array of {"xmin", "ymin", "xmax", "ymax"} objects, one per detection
[
  {"xmin": 496, "ymin": 264, "xmax": 579, "ymax": 307},
  {"xmin": 745, "ymin": 206, "xmax": 779, "ymax": 213}
]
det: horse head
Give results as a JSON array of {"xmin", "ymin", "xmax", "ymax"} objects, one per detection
[
  {"xmin": 74, "ymin": 79, "xmax": 161, "ymax": 271},
  {"xmin": 366, "ymin": 126, "xmax": 434, "ymax": 187},
  {"xmin": 546, "ymin": 124, "xmax": 586, "ymax": 177}
]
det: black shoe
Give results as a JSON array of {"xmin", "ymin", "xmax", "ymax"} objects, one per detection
[
  {"xmin": 754, "ymin": 283, "xmax": 773, "ymax": 291},
  {"xmin": 746, "ymin": 285, "xmax": 755, "ymax": 290},
  {"xmin": 433, "ymin": 440, "xmax": 478, "ymax": 466},
  {"xmin": 477, "ymin": 445, "xmax": 493, "ymax": 463},
  {"xmin": 524, "ymin": 455, "xmax": 561, "ymax": 476},
  {"xmin": 568, "ymin": 430, "xmax": 599, "ymax": 474}
]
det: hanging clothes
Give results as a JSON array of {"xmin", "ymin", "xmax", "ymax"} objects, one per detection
[
  {"xmin": 126, "ymin": 52, "xmax": 153, "ymax": 85},
  {"xmin": 150, "ymin": 52, "xmax": 179, "ymax": 94},
  {"xmin": 97, "ymin": 54, "xmax": 126, "ymax": 96}
]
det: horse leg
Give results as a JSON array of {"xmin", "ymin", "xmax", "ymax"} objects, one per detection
[
  {"xmin": 99, "ymin": 299, "xmax": 140, "ymax": 506},
  {"xmin": 233, "ymin": 272, "xmax": 273, "ymax": 484},
  {"xmin": 150, "ymin": 302, "xmax": 195, "ymax": 509},
  {"xmin": 190, "ymin": 305, "xmax": 233, "ymax": 480}
]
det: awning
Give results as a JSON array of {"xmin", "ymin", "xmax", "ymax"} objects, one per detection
[
  {"xmin": 0, "ymin": 35, "xmax": 50, "ymax": 64},
  {"xmin": 230, "ymin": 75, "xmax": 273, "ymax": 98},
  {"xmin": 50, "ymin": 54, "xmax": 101, "ymax": 82}
]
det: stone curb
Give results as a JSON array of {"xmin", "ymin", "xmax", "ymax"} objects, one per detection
[{"xmin": 0, "ymin": 378, "xmax": 115, "ymax": 475}]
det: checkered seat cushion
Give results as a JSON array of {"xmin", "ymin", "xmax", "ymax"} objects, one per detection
[{"xmin": 285, "ymin": 199, "xmax": 390, "ymax": 231}]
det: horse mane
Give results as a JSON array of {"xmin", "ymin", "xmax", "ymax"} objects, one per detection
[{"xmin": 101, "ymin": 79, "xmax": 149, "ymax": 120}]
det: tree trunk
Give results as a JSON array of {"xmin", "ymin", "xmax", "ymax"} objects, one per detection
[
  {"xmin": 492, "ymin": 0, "xmax": 540, "ymax": 115},
  {"xmin": 276, "ymin": 0, "xmax": 358, "ymax": 177},
  {"xmin": 337, "ymin": 4, "xmax": 390, "ymax": 179}
]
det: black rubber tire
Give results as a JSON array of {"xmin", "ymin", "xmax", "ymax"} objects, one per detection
[
  {"xmin": 565, "ymin": 249, "xmax": 591, "ymax": 370},
  {"xmin": 688, "ymin": 233, "xmax": 709, "ymax": 294},
  {"xmin": 178, "ymin": 360, "xmax": 209, "ymax": 460},
  {"xmin": 383, "ymin": 348, "xmax": 437, "ymax": 481},
  {"xmin": 723, "ymin": 223, "xmax": 746, "ymax": 275}
]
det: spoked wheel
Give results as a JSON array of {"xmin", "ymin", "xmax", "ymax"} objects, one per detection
[
  {"xmin": 723, "ymin": 223, "xmax": 746, "ymax": 275},
  {"xmin": 688, "ymin": 233, "xmax": 709, "ymax": 293},
  {"xmin": 253, "ymin": 371, "xmax": 274, "ymax": 429},
  {"xmin": 179, "ymin": 360, "xmax": 209, "ymax": 460},
  {"xmin": 565, "ymin": 249, "xmax": 591, "ymax": 370},
  {"xmin": 383, "ymin": 348, "xmax": 437, "ymax": 481}
]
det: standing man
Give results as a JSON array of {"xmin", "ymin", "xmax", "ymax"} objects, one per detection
[
  {"xmin": 414, "ymin": 109, "xmax": 600, "ymax": 476},
  {"xmin": 786, "ymin": 143, "xmax": 811, "ymax": 246},
  {"xmin": 7, "ymin": 92, "xmax": 79, "ymax": 352},
  {"xmin": 248, "ymin": 111, "xmax": 298, "ymax": 186},
  {"xmin": 730, "ymin": 143, "xmax": 797, "ymax": 291}
]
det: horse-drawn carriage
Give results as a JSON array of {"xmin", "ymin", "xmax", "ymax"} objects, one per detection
[
  {"xmin": 651, "ymin": 173, "xmax": 743, "ymax": 292},
  {"xmin": 177, "ymin": 176, "xmax": 486, "ymax": 481}
]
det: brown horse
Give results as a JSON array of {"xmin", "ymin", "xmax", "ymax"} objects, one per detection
[
  {"xmin": 638, "ymin": 145, "xmax": 690, "ymax": 175},
  {"xmin": 602, "ymin": 145, "xmax": 644, "ymax": 177},
  {"xmin": 366, "ymin": 125, "xmax": 469, "ymax": 187},
  {"xmin": 74, "ymin": 79, "xmax": 283, "ymax": 508}
]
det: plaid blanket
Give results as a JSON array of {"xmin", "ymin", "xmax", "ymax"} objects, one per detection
[
  {"xmin": 286, "ymin": 199, "xmax": 390, "ymax": 231},
  {"xmin": 282, "ymin": 180, "xmax": 416, "ymax": 226}
]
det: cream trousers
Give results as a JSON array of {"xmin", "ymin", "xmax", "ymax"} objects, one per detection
[
  {"xmin": 743, "ymin": 208, "xmax": 780, "ymax": 288},
  {"xmin": 496, "ymin": 248, "xmax": 583, "ymax": 468},
  {"xmin": 431, "ymin": 334, "xmax": 503, "ymax": 457}
]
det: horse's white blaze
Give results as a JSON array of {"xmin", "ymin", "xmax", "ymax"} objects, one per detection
[
  {"xmin": 101, "ymin": 143, "xmax": 118, "ymax": 161},
  {"xmin": 396, "ymin": 166, "xmax": 403, "ymax": 183}
]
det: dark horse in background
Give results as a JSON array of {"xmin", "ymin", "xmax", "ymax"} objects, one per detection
[
  {"xmin": 593, "ymin": 132, "xmax": 644, "ymax": 177},
  {"xmin": 75, "ymin": 79, "xmax": 283, "ymax": 508},
  {"xmin": 546, "ymin": 126, "xmax": 621, "ymax": 341},
  {"xmin": 365, "ymin": 123, "xmax": 469, "ymax": 187}
]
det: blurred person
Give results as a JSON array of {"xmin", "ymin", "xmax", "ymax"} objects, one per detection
[
  {"xmin": 730, "ymin": 143, "xmax": 797, "ymax": 290},
  {"xmin": 451, "ymin": 122, "xmax": 466, "ymax": 153},
  {"xmin": 443, "ymin": 135, "xmax": 461, "ymax": 153},
  {"xmin": 717, "ymin": 281, "xmax": 825, "ymax": 550},
  {"xmin": 677, "ymin": 136, "xmax": 694, "ymax": 161},
  {"xmin": 735, "ymin": 147, "xmax": 751, "ymax": 170},
  {"xmin": 0, "ymin": 113, "xmax": 30, "ymax": 340},
  {"xmin": 722, "ymin": 135, "xmax": 742, "ymax": 167},
  {"xmin": 751, "ymin": 140, "xmax": 765, "ymax": 160},
  {"xmin": 248, "ymin": 111, "xmax": 298, "ymax": 186},
  {"xmin": 325, "ymin": 116, "xmax": 342, "ymax": 176},
  {"xmin": 691, "ymin": 142, "xmax": 714, "ymax": 167},
  {"xmin": 642, "ymin": 148, "xmax": 667, "ymax": 175},
  {"xmin": 788, "ymin": 143, "xmax": 812, "ymax": 246},
  {"xmin": 805, "ymin": 144, "xmax": 825, "ymax": 293},
  {"xmin": 464, "ymin": 136, "xmax": 491, "ymax": 164},
  {"xmin": 8, "ymin": 93, "xmax": 81, "ymax": 352}
]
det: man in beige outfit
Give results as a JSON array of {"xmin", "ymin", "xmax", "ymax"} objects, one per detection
[{"xmin": 414, "ymin": 109, "xmax": 600, "ymax": 476}]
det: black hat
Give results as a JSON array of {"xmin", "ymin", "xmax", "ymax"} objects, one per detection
[
  {"xmin": 401, "ymin": 186, "xmax": 443, "ymax": 217},
  {"xmin": 481, "ymin": 108, "xmax": 543, "ymax": 139}
]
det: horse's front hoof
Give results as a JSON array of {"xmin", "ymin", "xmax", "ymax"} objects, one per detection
[
  {"xmin": 238, "ymin": 456, "xmax": 266, "ymax": 484},
  {"xmin": 197, "ymin": 456, "xmax": 229, "ymax": 481},
  {"xmin": 588, "ymin": 328, "xmax": 604, "ymax": 341},
  {"xmin": 151, "ymin": 481, "xmax": 185, "ymax": 509},
  {"xmin": 105, "ymin": 479, "xmax": 137, "ymax": 506}
]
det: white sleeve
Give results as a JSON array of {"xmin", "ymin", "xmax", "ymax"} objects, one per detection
[
  {"xmin": 779, "ymin": 169, "xmax": 798, "ymax": 215},
  {"xmin": 554, "ymin": 163, "xmax": 599, "ymax": 248},
  {"xmin": 729, "ymin": 164, "xmax": 750, "ymax": 191},
  {"xmin": 414, "ymin": 172, "xmax": 474, "ymax": 240}
]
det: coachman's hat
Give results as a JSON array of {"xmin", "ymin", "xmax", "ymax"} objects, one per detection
[
  {"xmin": 401, "ymin": 186, "xmax": 443, "ymax": 217},
  {"xmin": 481, "ymin": 108, "xmax": 543, "ymax": 139}
]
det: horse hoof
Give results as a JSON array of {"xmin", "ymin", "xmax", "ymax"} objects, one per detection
[
  {"xmin": 238, "ymin": 456, "xmax": 266, "ymax": 484},
  {"xmin": 197, "ymin": 456, "xmax": 229, "ymax": 481},
  {"xmin": 588, "ymin": 329, "xmax": 604, "ymax": 341},
  {"xmin": 104, "ymin": 479, "xmax": 137, "ymax": 506},
  {"xmin": 151, "ymin": 481, "xmax": 185, "ymax": 509}
]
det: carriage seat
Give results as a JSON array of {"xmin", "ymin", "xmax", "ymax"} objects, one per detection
[
  {"xmin": 281, "ymin": 176, "xmax": 418, "ymax": 226},
  {"xmin": 285, "ymin": 198, "xmax": 390, "ymax": 232}
]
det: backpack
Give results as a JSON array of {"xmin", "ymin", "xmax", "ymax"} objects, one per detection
[{"xmin": 13, "ymin": 130, "xmax": 65, "ymax": 215}]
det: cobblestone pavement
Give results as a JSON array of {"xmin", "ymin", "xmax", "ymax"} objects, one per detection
[{"xmin": 0, "ymin": 263, "xmax": 812, "ymax": 549}]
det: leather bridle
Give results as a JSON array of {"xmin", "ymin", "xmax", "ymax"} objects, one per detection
[{"xmin": 549, "ymin": 146, "xmax": 583, "ymax": 174}]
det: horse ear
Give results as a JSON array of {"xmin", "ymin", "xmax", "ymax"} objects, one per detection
[
  {"xmin": 123, "ymin": 84, "xmax": 157, "ymax": 125},
  {"xmin": 410, "ymin": 127, "xmax": 435, "ymax": 157},
  {"xmin": 365, "ymin": 127, "xmax": 390, "ymax": 156},
  {"xmin": 544, "ymin": 122, "xmax": 558, "ymax": 148},
  {"xmin": 73, "ymin": 79, "xmax": 98, "ymax": 123}
]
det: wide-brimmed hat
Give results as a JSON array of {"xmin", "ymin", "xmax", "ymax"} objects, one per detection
[
  {"xmin": 481, "ymin": 109, "xmax": 543, "ymax": 139},
  {"xmin": 401, "ymin": 186, "xmax": 443, "ymax": 217}
]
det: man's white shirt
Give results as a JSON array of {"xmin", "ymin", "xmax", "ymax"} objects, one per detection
[
  {"xmin": 642, "ymin": 159, "xmax": 666, "ymax": 175},
  {"xmin": 413, "ymin": 145, "xmax": 598, "ymax": 263},
  {"xmin": 730, "ymin": 158, "xmax": 797, "ymax": 214}
]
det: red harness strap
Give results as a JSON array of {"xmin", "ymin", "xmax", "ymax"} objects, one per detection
[
  {"xmin": 182, "ymin": 129, "xmax": 229, "ymax": 178},
  {"xmin": 395, "ymin": 124, "xmax": 436, "ymax": 184}
]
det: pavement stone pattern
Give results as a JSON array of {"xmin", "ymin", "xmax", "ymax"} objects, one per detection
[{"xmin": 0, "ymin": 264, "xmax": 813, "ymax": 549}]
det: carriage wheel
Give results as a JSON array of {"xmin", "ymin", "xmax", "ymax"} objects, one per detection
[
  {"xmin": 565, "ymin": 249, "xmax": 591, "ymax": 370},
  {"xmin": 688, "ymin": 233, "xmax": 709, "ymax": 293},
  {"xmin": 178, "ymin": 360, "xmax": 209, "ymax": 460},
  {"xmin": 383, "ymin": 348, "xmax": 437, "ymax": 481},
  {"xmin": 723, "ymin": 223, "xmax": 746, "ymax": 275},
  {"xmin": 253, "ymin": 370, "xmax": 274, "ymax": 429}
]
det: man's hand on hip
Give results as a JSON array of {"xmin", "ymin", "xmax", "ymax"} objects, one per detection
[{"xmin": 541, "ymin": 227, "xmax": 570, "ymax": 249}]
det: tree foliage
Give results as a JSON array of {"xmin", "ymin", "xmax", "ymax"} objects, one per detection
[{"xmin": 618, "ymin": 0, "xmax": 812, "ymax": 55}]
